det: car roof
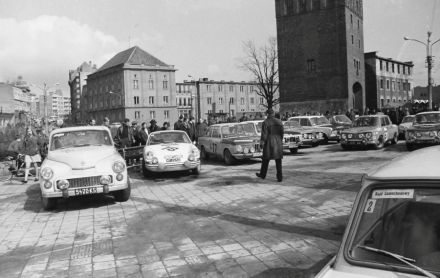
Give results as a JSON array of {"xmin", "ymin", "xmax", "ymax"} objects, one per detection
[
  {"xmin": 367, "ymin": 146, "xmax": 440, "ymax": 180},
  {"xmin": 416, "ymin": 111, "xmax": 440, "ymax": 115},
  {"xmin": 50, "ymin": 125, "xmax": 110, "ymax": 136},
  {"xmin": 242, "ymin": 120, "xmax": 263, "ymax": 124},
  {"xmin": 290, "ymin": 115, "xmax": 323, "ymax": 119},
  {"xmin": 210, "ymin": 122, "xmax": 254, "ymax": 127},
  {"xmin": 150, "ymin": 130, "xmax": 186, "ymax": 134}
]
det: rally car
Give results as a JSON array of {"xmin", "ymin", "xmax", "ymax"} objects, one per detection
[
  {"xmin": 405, "ymin": 111, "xmax": 440, "ymax": 151},
  {"xmin": 39, "ymin": 126, "xmax": 131, "ymax": 210},
  {"xmin": 142, "ymin": 130, "xmax": 201, "ymax": 177},
  {"xmin": 288, "ymin": 115, "xmax": 340, "ymax": 143}
]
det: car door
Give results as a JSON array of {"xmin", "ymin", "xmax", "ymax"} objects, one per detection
[
  {"xmin": 210, "ymin": 126, "xmax": 222, "ymax": 156},
  {"xmin": 380, "ymin": 117, "xmax": 390, "ymax": 142},
  {"xmin": 384, "ymin": 116, "xmax": 395, "ymax": 139}
]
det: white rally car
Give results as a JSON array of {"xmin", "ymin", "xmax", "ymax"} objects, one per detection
[
  {"xmin": 142, "ymin": 130, "xmax": 201, "ymax": 177},
  {"xmin": 39, "ymin": 126, "xmax": 131, "ymax": 210}
]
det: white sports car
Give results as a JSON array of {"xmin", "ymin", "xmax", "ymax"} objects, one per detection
[
  {"xmin": 142, "ymin": 130, "xmax": 201, "ymax": 177},
  {"xmin": 39, "ymin": 126, "xmax": 131, "ymax": 210}
]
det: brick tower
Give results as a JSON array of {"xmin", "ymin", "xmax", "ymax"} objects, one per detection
[{"xmin": 275, "ymin": 0, "xmax": 365, "ymax": 114}]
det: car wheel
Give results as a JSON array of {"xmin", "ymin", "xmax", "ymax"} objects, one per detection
[
  {"xmin": 223, "ymin": 149, "xmax": 235, "ymax": 165},
  {"xmin": 375, "ymin": 136, "xmax": 385, "ymax": 149},
  {"xmin": 192, "ymin": 163, "xmax": 201, "ymax": 175},
  {"xmin": 391, "ymin": 133, "xmax": 398, "ymax": 145},
  {"xmin": 406, "ymin": 143, "xmax": 415, "ymax": 151},
  {"xmin": 200, "ymin": 146, "xmax": 209, "ymax": 160},
  {"xmin": 41, "ymin": 195, "xmax": 57, "ymax": 210},
  {"xmin": 142, "ymin": 162, "xmax": 150, "ymax": 178},
  {"xmin": 114, "ymin": 178, "xmax": 131, "ymax": 202},
  {"xmin": 289, "ymin": 148, "xmax": 298, "ymax": 154}
]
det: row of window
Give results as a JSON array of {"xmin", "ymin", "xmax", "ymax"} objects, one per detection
[
  {"xmin": 134, "ymin": 110, "xmax": 170, "ymax": 120},
  {"xmin": 380, "ymin": 98, "xmax": 408, "ymax": 107},
  {"xmin": 280, "ymin": 0, "xmax": 328, "ymax": 16},
  {"xmin": 133, "ymin": 96, "xmax": 169, "ymax": 105},
  {"xmin": 379, "ymin": 79, "xmax": 411, "ymax": 91},
  {"xmin": 350, "ymin": 34, "xmax": 361, "ymax": 49},
  {"xmin": 206, "ymin": 97, "xmax": 265, "ymax": 105},
  {"xmin": 205, "ymin": 84, "xmax": 255, "ymax": 93},
  {"xmin": 379, "ymin": 60, "xmax": 411, "ymax": 75},
  {"xmin": 133, "ymin": 79, "xmax": 168, "ymax": 90}
]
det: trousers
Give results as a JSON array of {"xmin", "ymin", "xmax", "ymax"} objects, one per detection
[{"xmin": 259, "ymin": 159, "xmax": 282, "ymax": 180}]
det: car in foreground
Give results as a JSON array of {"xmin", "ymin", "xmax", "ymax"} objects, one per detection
[
  {"xmin": 283, "ymin": 121, "xmax": 323, "ymax": 147},
  {"xmin": 398, "ymin": 115, "xmax": 415, "ymax": 140},
  {"xmin": 39, "ymin": 126, "xmax": 130, "ymax": 210},
  {"xmin": 405, "ymin": 111, "xmax": 440, "ymax": 151},
  {"xmin": 340, "ymin": 115, "xmax": 398, "ymax": 150},
  {"xmin": 198, "ymin": 122, "xmax": 262, "ymax": 165},
  {"xmin": 288, "ymin": 116, "xmax": 340, "ymax": 143},
  {"xmin": 142, "ymin": 130, "xmax": 200, "ymax": 177},
  {"xmin": 245, "ymin": 120, "xmax": 302, "ymax": 154},
  {"xmin": 315, "ymin": 146, "xmax": 440, "ymax": 278}
]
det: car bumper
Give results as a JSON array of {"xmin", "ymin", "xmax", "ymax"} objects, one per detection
[
  {"xmin": 233, "ymin": 152, "xmax": 262, "ymax": 159},
  {"xmin": 300, "ymin": 138, "xmax": 319, "ymax": 146},
  {"xmin": 283, "ymin": 142, "xmax": 301, "ymax": 149},
  {"xmin": 341, "ymin": 139, "xmax": 377, "ymax": 146},
  {"xmin": 41, "ymin": 182, "xmax": 128, "ymax": 198},
  {"xmin": 406, "ymin": 138, "xmax": 440, "ymax": 145},
  {"xmin": 145, "ymin": 160, "xmax": 200, "ymax": 172}
]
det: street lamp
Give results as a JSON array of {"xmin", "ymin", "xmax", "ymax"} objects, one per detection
[
  {"xmin": 188, "ymin": 75, "xmax": 199, "ymax": 120},
  {"xmin": 404, "ymin": 31, "xmax": 440, "ymax": 110}
]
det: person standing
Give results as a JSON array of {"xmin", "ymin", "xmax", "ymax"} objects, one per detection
[
  {"xmin": 103, "ymin": 117, "xmax": 111, "ymax": 130},
  {"xmin": 161, "ymin": 122, "xmax": 170, "ymax": 130},
  {"xmin": 174, "ymin": 115, "xmax": 184, "ymax": 130},
  {"xmin": 256, "ymin": 109, "xmax": 284, "ymax": 182},
  {"xmin": 188, "ymin": 116, "xmax": 196, "ymax": 142},
  {"xmin": 140, "ymin": 122, "xmax": 149, "ymax": 145},
  {"xmin": 148, "ymin": 119, "xmax": 160, "ymax": 133},
  {"xmin": 131, "ymin": 121, "xmax": 141, "ymax": 146},
  {"xmin": 117, "ymin": 118, "xmax": 134, "ymax": 148},
  {"xmin": 195, "ymin": 118, "xmax": 208, "ymax": 143},
  {"xmin": 22, "ymin": 128, "xmax": 41, "ymax": 183}
]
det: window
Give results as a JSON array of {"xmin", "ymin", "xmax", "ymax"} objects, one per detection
[
  {"xmin": 133, "ymin": 80, "xmax": 139, "ymax": 89},
  {"xmin": 240, "ymin": 86, "xmax": 244, "ymax": 92},
  {"xmin": 163, "ymin": 96, "xmax": 169, "ymax": 104},
  {"xmin": 229, "ymin": 97, "xmax": 234, "ymax": 104},
  {"xmin": 358, "ymin": 39, "xmax": 361, "ymax": 49},
  {"xmin": 148, "ymin": 80, "xmax": 154, "ymax": 89},
  {"xmin": 163, "ymin": 80, "xmax": 168, "ymax": 89},
  {"xmin": 164, "ymin": 110, "xmax": 169, "ymax": 118},
  {"xmin": 184, "ymin": 98, "xmax": 187, "ymax": 106},
  {"xmin": 380, "ymin": 60, "xmax": 383, "ymax": 70},
  {"xmin": 386, "ymin": 80, "xmax": 390, "ymax": 90},
  {"xmin": 249, "ymin": 86, "xmax": 254, "ymax": 93},
  {"xmin": 207, "ymin": 85, "xmax": 211, "ymax": 92},
  {"xmin": 250, "ymin": 97, "xmax": 254, "ymax": 104},
  {"xmin": 397, "ymin": 64, "xmax": 400, "ymax": 74},
  {"xmin": 392, "ymin": 63, "xmax": 395, "ymax": 73},
  {"xmin": 218, "ymin": 85, "xmax": 222, "ymax": 92},
  {"xmin": 380, "ymin": 79, "xmax": 384, "ymax": 89},
  {"xmin": 135, "ymin": 111, "xmax": 140, "ymax": 119},
  {"xmin": 134, "ymin": 96, "xmax": 140, "ymax": 105},
  {"xmin": 350, "ymin": 14, "xmax": 353, "ymax": 25},
  {"xmin": 386, "ymin": 62, "xmax": 389, "ymax": 71},
  {"xmin": 179, "ymin": 98, "xmax": 182, "ymax": 106},
  {"xmin": 403, "ymin": 66, "xmax": 406, "ymax": 75},
  {"xmin": 260, "ymin": 98, "xmax": 264, "ymax": 104},
  {"xmin": 207, "ymin": 97, "xmax": 212, "ymax": 104},
  {"xmin": 150, "ymin": 111, "xmax": 155, "ymax": 119},
  {"xmin": 307, "ymin": 59, "xmax": 316, "ymax": 73},
  {"xmin": 241, "ymin": 98, "xmax": 245, "ymax": 105},
  {"xmin": 149, "ymin": 96, "xmax": 154, "ymax": 105},
  {"xmin": 219, "ymin": 97, "xmax": 223, "ymax": 105},
  {"xmin": 229, "ymin": 85, "xmax": 234, "ymax": 92},
  {"xmin": 392, "ymin": 81, "xmax": 395, "ymax": 91},
  {"xmin": 408, "ymin": 67, "xmax": 411, "ymax": 75},
  {"xmin": 351, "ymin": 35, "xmax": 354, "ymax": 44},
  {"xmin": 357, "ymin": 19, "xmax": 360, "ymax": 29},
  {"xmin": 208, "ymin": 110, "xmax": 212, "ymax": 114}
]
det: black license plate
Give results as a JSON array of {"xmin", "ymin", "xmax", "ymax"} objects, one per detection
[{"xmin": 74, "ymin": 187, "xmax": 98, "ymax": 196}]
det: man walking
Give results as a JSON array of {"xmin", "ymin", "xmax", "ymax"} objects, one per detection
[
  {"xmin": 256, "ymin": 109, "xmax": 284, "ymax": 182},
  {"xmin": 117, "ymin": 118, "xmax": 134, "ymax": 148},
  {"xmin": 22, "ymin": 128, "xmax": 41, "ymax": 183},
  {"xmin": 195, "ymin": 118, "xmax": 208, "ymax": 143},
  {"xmin": 140, "ymin": 122, "xmax": 149, "ymax": 145}
]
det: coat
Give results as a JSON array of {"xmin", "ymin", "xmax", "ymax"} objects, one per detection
[
  {"xmin": 139, "ymin": 129, "xmax": 149, "ymax": 145},
  {"xmin": 260, "ymin": 116, "xmax": 284, "ymax": 160},
  {"xmin": 22, "ymin": 135, "xmax": 39, "ymax": 156}
]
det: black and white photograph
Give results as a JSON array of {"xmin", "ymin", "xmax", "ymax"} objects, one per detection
[{"xmin": 1, "ymin": 0, "xmax": 440, "ymax": 277}]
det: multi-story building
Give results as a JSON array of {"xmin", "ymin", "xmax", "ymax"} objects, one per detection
[
  {"xmin": 413, "ymin": 85, "xmax": 440, "ymax": 110},
  {"xmin": 37, "ymin": 90, "xmax": 71, "ymax": 119},
  {"xmin": 83, "ymin": 46, "xmax": 178, "ymax": 125},
  {"xmin": 275, "ymin": 0, "xmax": 365, "ymax": 114},
  {"xmin": 176, "ymin": 78, "xmax": 279, "ymax": 121},
  {"xmin": 68, "ymin": 61, "xmax": 97, "ymax": 123},
  {"xmin": 0, "ymin": 83, "xmax": 32, "ymax": 126},
  {"xmin": 364, "ymin": 52, "xmax": 413, "ymax": 110}
]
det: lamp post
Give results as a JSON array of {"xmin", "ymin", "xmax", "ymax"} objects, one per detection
[
  {"xmin": 404, "ymin": 32, "xmax": 440, "ymax": 110},
  {"xmin": 188, "ymin": 75, "xmax": 199, "ymax": 120}
]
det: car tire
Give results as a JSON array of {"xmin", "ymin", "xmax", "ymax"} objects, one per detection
[
  {"xmin": 223, "ymin": 149, "xmax": 235, "ymax": 165},
  {"xmin": 41, "ymin": 195, "xmax": 57, "ymax": 211},
  {"xmin": 391, "ymin": 133, "xmax": 398, "ymax": 145},
  {"xmin": 114, "ymin": 179, "xmax": 131, "ymax": 202},
  {"xmin": 289, "ymin": 148, "xmax": 298, "ymax": 154},
  {"xmin": 192, "ymin": 163, "xmax": 201, "ymax": 175},
  {"xmin": 200, "ymin": 146, "xmax": 209, "ymax": 160},
  {"xmin": 406, "ymin": 143, "xmax": 415, "ymax": 151},
  {"xmin": 375, "ymin": 136, "xmax": 385, "ymax": 149}
]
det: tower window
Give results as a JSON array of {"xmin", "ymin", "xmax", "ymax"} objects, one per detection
[{"xmin": 307, "ymin": 59, "xmax": 316, "ymax": 73}]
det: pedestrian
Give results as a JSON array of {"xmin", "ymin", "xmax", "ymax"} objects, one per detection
[
  {"xmin": 117, "ymin": 118, "xmax": 134, "ymax": 148},
  {"xmin": 195, "ymin": 118, "xmax": 208, "ymax": 143},
  {"xmin": 139, "ymin": 122, "xmax": 149, "ymax": 145},
  {"xmin": 36, "ymin": 128, "xmax": 48, "ymax": 161},
  {"xmin": 239, "ymin": 113, "xmax": 249, "ymax": 122},
  {"xmin": 174, "ymin": 115, "xmax": 184, "ymax": 130},
  {"xmin": 21, "ymin": 128, "xmax": 41, "ymax": 183},
  {"xmin": 161, "ymin": 122, "xmax": 170, "ymax": 130},
  {"xmin": 148, "ymin": 119, "xmax": 160, "ymax": 133},
  {"xmin": 103, "ymin": 117, "xmax": 111, "ymax": 130},
  {"xmin": 131, "ymin": 121, "xmax": 141, "ymax": 146},
  {"xmin": 188, "ymin": 116, "xmax": 196, "ymax": 142},
  {"xmin": 256, "ymin": 109, "xmax": 284, "ymax": 182},
  {"xmin": 88, "ymin": 118, "xmax": 96, "ymax": 126}
]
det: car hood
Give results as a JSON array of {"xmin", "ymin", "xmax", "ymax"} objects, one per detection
[
  {"xmin": 47, "ymin": 146, "xmax": 118, "ymax": 169},
  {"xmin": 221, "ymin": 136, "xmax": 260, "ymax": 144},
  {"xmin": 408, "ymin": 123, "xmax": 440, "ymax": 131},
  {"xmin": 342, "ymin": 127, "xmax": 378, "ymax": 133},
  {"xmin": 145, "ymin": 143, "xmax": 194, "ymax": 156},
  {"xmin": 334, "ymin": 123, "xmax": 352, "ymax": 130}
]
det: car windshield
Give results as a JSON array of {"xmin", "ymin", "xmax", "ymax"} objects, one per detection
[
  {"xmin": 284, "ymin": 121, "xmax": 301, "ymax": 129},
  {"xmin": 148, "ymin": 132, "xmax": 191, "ymax": 145},
  {"xmin": 334, "ymin": 115, "xmax": 352, "ymax": 124},
  {"xmin": 221, "ymin": 123, "xmax": 257, "ymax": 138},
  {"xmin": 348, "ymin": 185, "xmax": 440, "ymax": 273},
  {"xmin": 50, "ymin": 130, "xmax": 112, "ymax": 150},
  {"xmin": 414, "ymin": 113, "xmax": 440, "ymax": 124},
  {"xmin": 401, "ymin": 116, "xmax": 415, "ymax": 124},
  {"xmin": 353, "ymin": 117, "xmax": 379, "ymax": 127},
  {"xmin": 310, "ymin": 116, "xmax": 330, "ymax": 125}
]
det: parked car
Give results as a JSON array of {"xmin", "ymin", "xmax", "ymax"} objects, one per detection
[
  {"xmin": 283, "ymin": 121, "xmax": 323, "ymax": 147},
  {"xmin": 245, "ymin": 120, "xmax": 302, "ymax": 154},
  {"xmin": 198, "ymin": 122, "xmax": 262, "ymax": 165},
  {"xmin": 405, "ymin": 111, "xmax": 440, "ymax": 151},
  {"xmin": 288, "ymin": 115, "xmax": 339, "ymax": 143},
  {"xmin": 315, "ymin": 146, "xmax": 440, "ymax": 278},
  {"xmin": 340, "ymin": 115, "xmax": 398, "ymax": 150},
  {"xmin": 142, "ymin": 130, "xmax": 200, "ymax": 177},
  {"xmin": 328, "ymin": 114, "xmax": 353, "ymax": 141},
  {"xmin": 398, "ymin": 115, "xmax": 415, "ymax": 140},
  {"xmin": 39, "ymin": 126, "xmax": 131, "ymax": 210}
]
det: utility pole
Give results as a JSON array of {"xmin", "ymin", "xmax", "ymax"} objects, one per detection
[{"xmin": 44, "ymin": 83, "xmax": 48, "ymax": 134}]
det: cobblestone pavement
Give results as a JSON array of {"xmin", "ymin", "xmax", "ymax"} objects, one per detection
[{"xmin": 0, "ymin": 142, "xmax": 408, "ymax": 278}]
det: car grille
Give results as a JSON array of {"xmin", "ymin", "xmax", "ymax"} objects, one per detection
[
  {"xmin": 254, "ymin": 144, "xmax": 261, "ymax": 152},
  {"xmin": 284, "ymin": 137, "xmax": 300, "ymax": 143},
  {"xmin": 67, "ymin": 176, "xmax": 106, "ymax": 188}
]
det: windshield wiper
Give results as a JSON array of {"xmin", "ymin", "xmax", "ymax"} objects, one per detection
[{"xmin": 358, "ymin": 246, "xmax": 437, "ymax": 278}]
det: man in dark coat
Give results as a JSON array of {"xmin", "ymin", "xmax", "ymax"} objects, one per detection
[
  {"xmin": 188, "ymin": 116, "xmax": 196, "ymax": 142},
  {"xmin": 148, "ymin": 119, "xmax": 160, "ymax": 133},
  {"xmin": 256, "ymin": 109, "xmax": 284, "ymax": 182},
  {"xmin": 195, "ymin": 118, "xmax": 208, "ymax": 143},
  {"xmin": 139, "ymin": 122, "xmax": 149, "ymax": 145}
]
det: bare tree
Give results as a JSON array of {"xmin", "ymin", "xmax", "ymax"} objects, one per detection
[{"xmin": 239, "ymin": 37, "xmax": 279, "ymax": 111}]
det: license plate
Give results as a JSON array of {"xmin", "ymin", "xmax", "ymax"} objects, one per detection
[
  {"xmin": 166, "ymin": 157, "xmax": 181, "ymax": 162},
  {"xmin": 288, "ymin": 143, "xmax": 297, "ymax": 148},
  {"xmin": 253, "ymin": 152, "xmax": 262, "ymax": 157},
  {"xmin": 74, "ymin": 187, "xmax": 98, "ymax": 196}
]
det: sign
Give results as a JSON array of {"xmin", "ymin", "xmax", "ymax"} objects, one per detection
[{"xmin": 372, "ymin": 189, "xmax": 414, "ymax": 199}]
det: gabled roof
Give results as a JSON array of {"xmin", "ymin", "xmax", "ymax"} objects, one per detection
[{"xmin": 96, "ymin": 46, "xmax": 168, "ymax": 73}]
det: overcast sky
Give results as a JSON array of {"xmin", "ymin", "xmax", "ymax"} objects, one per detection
[{"xmin": 0, "ymin": 0, "xmax": 439, "ymax": 95}]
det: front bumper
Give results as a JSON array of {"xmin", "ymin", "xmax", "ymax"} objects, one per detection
[
  {"xmin": 340, "ymin": 138, "xmax": 377, "ymax": 147},
  {"xmin": 301, "ymin": 138, "xmax": 319, "ymax": 146},
  {"xmin": 283, "ymin": 142, "xmax": 300, "ymax": 149},
  {"xmin": 233, "ymin": 152, "xmax": 263, "ymax": 159},
  {"xmin": 41, "ymin": 182, "xmax": 128, "ymax": 198},
  {"xmin": 145, "ymin": 160, "xmax": 200, "ymax": 172},
  {"xmin": 406, "ymin": 137, "xmax": 440, "ymax": 146}
]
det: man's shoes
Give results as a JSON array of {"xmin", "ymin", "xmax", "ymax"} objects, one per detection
[
  {"xmin": 255, "ymin": 173, "xmax": 265, "ymax": 179},
  {"xmin": 277, "ymin": 175, "xmax": 283, "ymax": 182},
  {"xmin": 22, "ymin": 180, "xmax": 28, "ymax": 184},
  {"xmin": 34, "ymin": 178, "xmax": 39, "ymax": 182}
]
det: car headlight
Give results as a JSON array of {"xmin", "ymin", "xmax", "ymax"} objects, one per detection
[
  {"xmin": 303, "ymin": 134, "xmax": 308, "ymax": 139},
  {"xmin": 365, "ymin": 132, "xmax": 372, "ymax": 139},
  {"xmin": 235, "ymin": 145, "xmax": 243, "ymax": 153},
  {"xmin": 341, "ymin": 134, "xmax": 347, "ymax": 139},
  {"xmin": 57, "ymin": 179, "xmax": 69, "ymax": 190},
  {"xmin": 152, "ymin": 157, "xmax": 158, "ymax": 164},
  {"xmin": 100, "ymin": 175, "xmax": 112, "ymax": 185},
  {"xmin": 243, "ymin": 147, "xmax": 249, "ymax": 153},
  {"xmin": 331, "ymin": 130, "xmax": 337, "ymax": 135},
  {"xmin": 41, "ymin": 167, "xmax": 53, "ymax": 180},
  {"xmin": 112, "ymin": 161, "xmax": 125, "ymax": 173},
  {"xmin": 250, "ymin": 146, "xmax": 255, "ymax": 153},
  {"xmin": 416, "ymin": 132, "xmax": 422, "ymax": 138},
  {"xmin": 358, "ymin": 133, "xmax": 364, "ymax": 139},
  {"xmin": 348, "ymin": 134, "xmax": 353, "ymax": 139},
  {"xmin": 429, "ymin": 131, "xmax": 436, "ymax": 137},
  {"xmin": 44, "ymin": 181, "xmax": 52, "ymax": 189},
  {"xmin": 188, "ymin": 153, "xmax": 195, "ymax": 161}
]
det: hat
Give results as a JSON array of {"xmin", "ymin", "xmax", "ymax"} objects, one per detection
[
  {"xmin": 150, "ymin": 119, "xmax": 157, "ymax": 124},
  {"xmin": 179, "ymin": 115, "xmax": 183, "ymax": 120},
  {"xmin": 132, "ymin": 121, "xmax": 137, "ymax": 125}
]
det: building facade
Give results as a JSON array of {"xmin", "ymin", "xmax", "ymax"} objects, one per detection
[
  {"xmin": 413, "ymin": 85, "xmax": 440, "ymax": 110},
  {"xmin": 68, "ymin": 61, "xmax": 97, "ymax": 123},
  {"xmin": 364, "ymin": 52, "xmax": 413, "ymax": 110},
  {"xmin": 83, "ymin": 46, "xmax": 178, "ymax": 125},
  {"xmin": 275, "ymin": 0, "xmax": 365, "ymax": 114},
  {"xmin": 0, "ymin": 83, "xmax": 32, "ymax": 126},
  {"xmin": 37, "ymin": 90, "xmax": 71, "ymax": 119},
  {"xmin": 176, "ymin": 78, "xmax": 279, "ymax": 121}
]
